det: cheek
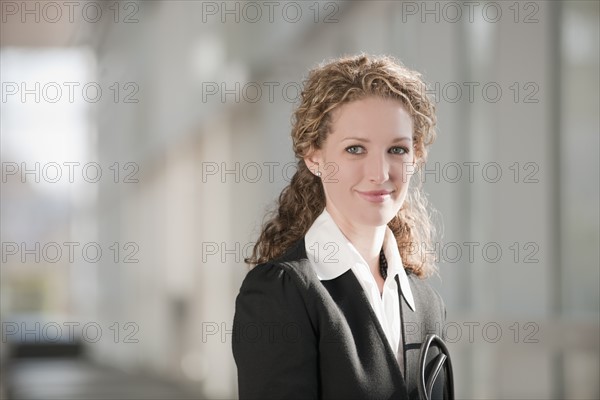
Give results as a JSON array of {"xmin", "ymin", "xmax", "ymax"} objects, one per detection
[
  {"xmin": 321, "ymin": 164, "xmax": 358, "ymax": 198},
  {"xmin": 394, "ymin": 162, "xmax": 415, "ymax": 186},
  {"xmin": 327, "ymin": 172, "xmax": 354, "ymax": 194}
]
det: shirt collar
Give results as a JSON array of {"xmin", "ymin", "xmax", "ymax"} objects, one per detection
[{"xmin": 305, "ymin": 208, "xmax": 416, "ymax": 311}]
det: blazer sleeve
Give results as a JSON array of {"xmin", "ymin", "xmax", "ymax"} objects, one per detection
[{"xmin": 232, "ymin": 263, "xmax": 318, "ymax": 400}]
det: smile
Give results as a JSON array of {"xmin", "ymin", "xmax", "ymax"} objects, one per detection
[{"xmin": 356, "ymin": 190, "xmax": 394, "ymax": 203}]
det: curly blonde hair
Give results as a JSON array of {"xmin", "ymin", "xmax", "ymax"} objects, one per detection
[{"xmin": 246, "ymin": 53, "xmax": 439, "ymax": 278}]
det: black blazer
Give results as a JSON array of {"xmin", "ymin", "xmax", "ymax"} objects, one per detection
[{"xmin": 232, "ymin": 237, "xmax": 447, "ymax": 400}]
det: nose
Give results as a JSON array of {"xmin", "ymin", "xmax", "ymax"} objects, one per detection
[{"xmin": 367, "ymin": 152, "xmax": 390, "ymax": 184}]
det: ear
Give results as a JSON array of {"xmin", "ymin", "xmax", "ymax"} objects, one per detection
[{"xmin": 303, "ymin": 148, "xmax": 323, "ymax": 175}]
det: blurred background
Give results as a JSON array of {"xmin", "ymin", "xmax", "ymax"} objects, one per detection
[{"xmin": 1, "ymin": 0, "xmax": 598, "ymax": 399}]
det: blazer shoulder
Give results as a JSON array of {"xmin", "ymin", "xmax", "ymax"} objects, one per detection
[
  {"xmin": 241, "ymin": 237, "xmax": 317, "ymax": 292},
  {"xmin": 235, "ymin": 257, "xmax": 322, "ymax": 341},
  {"xmin": 242, "ymin": 257, "xmax": 318, "ymax": 296}
]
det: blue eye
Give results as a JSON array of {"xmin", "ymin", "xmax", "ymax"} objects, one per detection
[
  {"xmin": 390, "ymin": 147, "xmax": 409, "ymax": 155},
  {"xmin": 345, "ymin": 145, "xmax": 364, "ymax": 154}
]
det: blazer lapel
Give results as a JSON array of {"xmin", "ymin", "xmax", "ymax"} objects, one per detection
[
  {"xmin": 320, "ymin": 270, "xmax": 407, "ymax": 393},
  {"xmin": 398, "ymin": 275, "xmax": 420, "ymax": 393}
]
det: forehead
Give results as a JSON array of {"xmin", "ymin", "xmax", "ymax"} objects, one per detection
[{"xmin": 329, "ymin": 97, "xmax": 413, "ymax": 137}]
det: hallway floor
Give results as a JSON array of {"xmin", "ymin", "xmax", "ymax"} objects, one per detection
[{"xmin": 3, "ymin": 358, "xmax": 203, "ymax": 400}]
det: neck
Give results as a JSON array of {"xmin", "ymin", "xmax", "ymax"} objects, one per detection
[{"xmin": 326, "ymin": 206, "xmax": 387, "ymax": 276}]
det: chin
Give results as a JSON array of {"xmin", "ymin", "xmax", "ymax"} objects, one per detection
[{"xmin": 357, "ymin": 209, "xmax": 395, "ymax": 227}]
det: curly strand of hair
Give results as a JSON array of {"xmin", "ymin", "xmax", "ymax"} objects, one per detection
[{"xmin": 244, "ymin": 161, "xmax": 325, "ymax": 265}]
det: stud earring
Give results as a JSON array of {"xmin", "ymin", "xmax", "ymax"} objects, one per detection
[{"xmin": 315, "ymin": 164, "xmax": 321, "ymax": 177}]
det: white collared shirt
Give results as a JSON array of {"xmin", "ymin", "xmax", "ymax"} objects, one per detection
[{"xmin": 305, "ymin": 208, "xmax": 416, "ymax": 371}]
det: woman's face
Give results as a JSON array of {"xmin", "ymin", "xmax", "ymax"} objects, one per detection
[{"xmin": 306, "ymin": 96, "xmax": 416, "ymax": 228}]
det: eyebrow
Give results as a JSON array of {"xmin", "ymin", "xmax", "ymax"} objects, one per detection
[{"xmin": 341, "ymin": 136, "xmax": 412, "ymax": 143}]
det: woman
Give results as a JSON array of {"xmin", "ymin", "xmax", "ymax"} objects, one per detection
[{"xmin": 232, "ymin": 54, "xmax": 448, "ymax": 400}]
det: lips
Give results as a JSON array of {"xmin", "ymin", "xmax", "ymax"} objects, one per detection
[
  {"xmin": 359, "ymin": 190, "xmax": 393, "ymax": 196},
  {"xmin": 356, "ymin": 190, "xmax": 394, "ymax": 203}
]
